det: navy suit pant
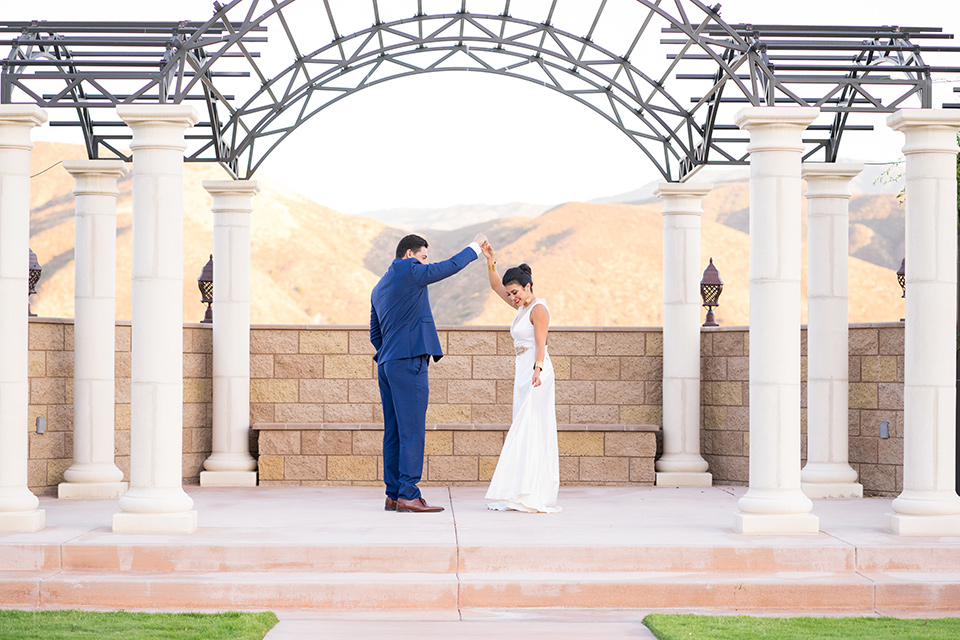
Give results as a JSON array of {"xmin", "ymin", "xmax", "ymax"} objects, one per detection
[{"xmin": 378, "ymin": 355, "xmax": 430, "ymax": 501}]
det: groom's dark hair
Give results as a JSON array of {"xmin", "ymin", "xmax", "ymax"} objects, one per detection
[{"xmin": 396, "ymin": 234, "xmax": 428, "ymax": 259}]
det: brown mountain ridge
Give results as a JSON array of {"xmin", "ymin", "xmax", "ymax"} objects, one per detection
[{"xmin": 28, "ymin": 142, "xmax": 905, "ymax": 327}]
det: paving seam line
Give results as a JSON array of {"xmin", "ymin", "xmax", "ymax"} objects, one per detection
[{"xmin": 448, "ymin": 486, "xmax": 462, "ymax": 621}]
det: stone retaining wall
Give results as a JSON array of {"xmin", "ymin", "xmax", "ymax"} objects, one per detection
[
  {"xmin": 24, "ymin": 319, "xmax": 905, "ymax": 496},
  {"xmin": 254, "ymin": 423, "xmax": 657, "ymax": 487},
  {"xmin": 700, "ymin": 323, "xmax": 904, "ymax": 495}
]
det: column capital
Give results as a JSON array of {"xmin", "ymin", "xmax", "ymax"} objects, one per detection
[
  {"xmin": 203, "ymin": 180, "xmax": 262, "ymax": 199},
  {"xmin": 116, "ymin": 105, "xmax": 199, "ymax": 153},
  {"xmin": 203, "ymin": 180, "xmax": 261, "ymax": 217},
  {"xmin": 887, "ymin": 108, "xmax": 960, "ymax": 133},
  {"xmin": 63, "ymin": 159, "xmax": 129, "ymax": 198},
  {"xmin": 734, "ymin": 106, "xmax": 819, "ymax": 130},
  {"xmin": 0, "ymin": 105, "xmax": 48, "ymax": 150},
  {"xmin": 654, "ymin": 182, "xmax": 714, "ymax": 199},
  {"xmin": 802, "ymin": 162, "xmax": 863, "ymax": 200},
  {"xmin": 0, "ymin": 104, "xmax": 48, "ymax": 127},
  {"xmin": 655, "ymin": 182, "xmax": 713, "ymax": 219},
  {"xmin": 63, "ymin": 158, "xmax": 128, "ymax": 177},
  {"xmin": 735, "ymin": 107, "xmax": 819, "ymax": 154},
  {"xmin": 887, "ymin": 109, "xmax": 960, "ymax": 155},
  {"xmin": 116, "ymin": 104, "xmax": 200, "ymax": 127}
]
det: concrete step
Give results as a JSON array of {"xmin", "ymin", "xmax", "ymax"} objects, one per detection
[
  {"xmin": 29, "ymin": 571, "xmax": 460, "ymax": 610},
  {"xmin": 5, "ymin": 569, "xmax": 960, "ymax": 611},
  {"xmin": 9, "ymin": 540, "xmax": 960, "ymax": 574},
  {"xmin": 58, "ymin": 542, "xmax": 457, "ymax": 573}
]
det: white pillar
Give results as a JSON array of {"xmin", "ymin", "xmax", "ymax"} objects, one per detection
[
  {"xmin": 654, "ymin": 182, "xmax": 713, "ymax": 487},
  {"xmin": 801, "ymin": 163, "xmax": 864, "ymax": 499},
  {"xmin": 113, "ymin": 105, "xmax": 199, "ymax": 534},
  {"xmin": 0, "ymin": 105, "xmax": 47, "ymax": 532},
  {"xmin": 59, "ymin": 160, "xmax": 129, "ymax": 500},
  {"xmin": 886, "ymin": 109, "xmax": 960, "ymax": 536},
  {"xmin": 734, "ymin": 106, "xmax": 820, "ymax": 534},
  {"xmin": 200, "ymin": 180, "xmax": 259, "ymax": 487}
]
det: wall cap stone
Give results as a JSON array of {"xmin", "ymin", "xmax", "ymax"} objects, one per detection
[
  {"xmin": 27, "ymin": 318, "xmax": 904, "ymax": 332},
  {"xmin": 251, "ymin": 324, "xmax": 667, "ymax": 332},
  {"xmin": 253, "ymin": 422, "xmax": 660, "ymax": 432}
]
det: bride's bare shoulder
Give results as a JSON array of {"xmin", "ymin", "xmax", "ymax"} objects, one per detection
[{"xmin": 529, "ymin": 300, "xmax": 551, "ymax": 323}]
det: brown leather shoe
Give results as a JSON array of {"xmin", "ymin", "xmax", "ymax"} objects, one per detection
[
  {"xmin": 396, "ymin": 497, "xmax": 444, "ymax": 513},
  {"xmin": 384, "ymin": 496, "xmax": 397, "ymax": 511}
]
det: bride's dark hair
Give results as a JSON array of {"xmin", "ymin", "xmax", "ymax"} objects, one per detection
[{"xmin": 502, "ymin": 263, "xmax": 533, "ymax": 289}]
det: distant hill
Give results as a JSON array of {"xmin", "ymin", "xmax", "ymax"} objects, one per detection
[
  {"xmin": 423, "ymin": 200, "xmax": 903, "ymax": 327},
  {"xmin": 29, "ymin": 142, "xmax": 390, "ymax": 325},
  {"xmin": 28, "ymin": 142, "xmax": 906, "ymax": 327},
  {"xmin": 353, "ymin": 202, "xmax": 553, "ymax": 231}
]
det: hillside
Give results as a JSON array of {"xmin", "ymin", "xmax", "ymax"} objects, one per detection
[
  {"xmin": 354, "ymin": 202, "xmax": 552, "ymax": 232},
  {"xmin": 28, "ymin": 142, "xmax": 388, "ymax": 325},
  {"xmin": 423, "ymin": 201, "xmax": 903, "ymax": 327},
  {"xmin": 27, "ymin": 142, "xmax": 906, "ymax": 327}
]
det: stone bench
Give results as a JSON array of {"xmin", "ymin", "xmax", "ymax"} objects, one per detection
[{"xmin": 253, "ymin": 422, "xmax": 660, "ymax": 487}]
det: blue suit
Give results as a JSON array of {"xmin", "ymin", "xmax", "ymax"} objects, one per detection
[{"xmin": 370, "ymin": 246, "xmax": 478, "ymax": 500}]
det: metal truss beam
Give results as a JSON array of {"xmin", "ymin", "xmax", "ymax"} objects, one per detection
[{"xmin": 2, "ymin": 1, "xmax": 957, "ymax": 182}]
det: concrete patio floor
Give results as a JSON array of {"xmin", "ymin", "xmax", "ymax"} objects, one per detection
[{"xmin": 3, "ymin": 485, "xmax": 960, "ymax": 638}]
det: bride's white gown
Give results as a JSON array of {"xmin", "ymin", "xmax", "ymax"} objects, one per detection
[{"xmin": 485, "ymin": 299, "xmax": 561, "ymax": 513}]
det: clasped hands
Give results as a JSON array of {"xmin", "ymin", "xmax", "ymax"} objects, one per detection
[{"xmin": 473, "ymin": 233, "xmax": 495, "ymax": 260}]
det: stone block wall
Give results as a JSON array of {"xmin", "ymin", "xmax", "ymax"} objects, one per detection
[
  {"xmin": 24, "ymin": 318, "xmax": 906, "ymax": 496},
  {"xmin": 27, "ymin": 319, "xmax": 214, "ymax": 496},
  {"xmin": 700, "ymin": 323, "xmax": 905, "ymax": 496},
  {"xmin": 255, "ymin": 424, "xmax": 657, "ymax": 487},
  {"xmin": 845, "ymin": 325, "xmax": 905, "ymax": 495},
  {"xmin": 249, "ymin": 326, "xmax": 662, "ymax": 487},
  {"xmin": 26, "ymin": 319, "xmax": 77, "ymax": 495},
  {"xmin": 247, "ymin": 327, "xmax": 663, "ymax": 429}
]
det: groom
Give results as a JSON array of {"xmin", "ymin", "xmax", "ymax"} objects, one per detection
[{"xmin": 370, "ymin": 232, "xmax": 486, "ymax": 513}]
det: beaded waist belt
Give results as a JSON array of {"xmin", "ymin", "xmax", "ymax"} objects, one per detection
[{"xmin": 515, "ymin": 345, "xmax": 531, "ymax": 355}]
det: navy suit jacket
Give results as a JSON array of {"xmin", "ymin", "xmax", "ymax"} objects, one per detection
[{"xmin": 370, "ymin": 246, "xmax": 478, "ymax": 364}]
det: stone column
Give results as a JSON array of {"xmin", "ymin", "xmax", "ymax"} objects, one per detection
[
  {"xmin": 734, "ymin": 106, "xmax": 820, "ymax": 534},
  {"xmin": 800, "ymin": 163, "xmax": 864, "ymax": 499},
  {"xmin": 59, "ymin": 160, "xmax": 129, "ymax": 500},
  {"xmin": 654, "ymin": 182, "xmax": 713, "ymax": 487},
  {"xmin": 113, "ymin": 105, "xmax": 199, "ymax": 534},
  {"xmin": 886, "ymin": 109, "xmax": 960, "ymax": 536},
  {"xmin": 0, "ymin": 105, "xmax": 47, "ymax": 532},
  {"xmin": 200, "ymin": 180, "xmax": 260, "ymax": 487}
]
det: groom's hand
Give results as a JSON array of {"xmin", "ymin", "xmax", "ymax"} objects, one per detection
[{"xmin": 474, "ymin": 232, "xmax": 487, "ymax": 246}]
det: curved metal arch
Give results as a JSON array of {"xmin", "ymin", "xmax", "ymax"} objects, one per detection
[
  {"xmin": 249, "ymin": 63, "xmax": 674, "ymax": 180},
  {"xmin": 191, "ymin": 2, "xmax": 742, "ymax": 181},
  {"xmin": 224, "ymin": 20, "xmax": 704, "ymax": 179}
]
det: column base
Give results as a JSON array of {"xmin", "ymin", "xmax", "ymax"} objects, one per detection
[
  {"xmin": 200, "ymin": 470, "xmax": 257, "ymax": 487},
  {"xmin": 58, "ymin": 481, "xmax": 128, "ymax": 500},
  {"xmin": 734, "ymin": 512, "xmax": 819, "ymax": 534},
  {"xmin": 656, "ymin": 472, "xmax": 713, "ymax": 488},
  {"xmin": 885, "ymin": 513, "xmax": 960, "ymax": 536},
  {"xmin": 0, "ymin": 510, "xmax": 45, "ymax": 533},
  {"xmin": 801, "ymin": 482, "xmax": 863, "ymax": 500},
  {"xmin": 113, "ymin": 510, "xmax": 198, "ymax": 534}
]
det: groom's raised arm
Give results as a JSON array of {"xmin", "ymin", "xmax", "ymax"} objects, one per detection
[{"xmin": 410, "ymin": 234, "xmax": 486, "ymax": 287}]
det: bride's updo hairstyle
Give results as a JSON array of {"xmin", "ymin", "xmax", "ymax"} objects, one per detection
[{"xmin": 502, "ymin": 264, "xmax": 533, "ymax": 289}]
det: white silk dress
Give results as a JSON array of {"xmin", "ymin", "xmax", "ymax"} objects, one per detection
[{"xmin": 485, "ymin": 299, "xmax": 562, "ymax": 513}]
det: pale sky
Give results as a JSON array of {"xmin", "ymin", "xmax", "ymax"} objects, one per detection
[{"xmin": 8, "ymin": 0, "xmax": 960, "ymax": 214}]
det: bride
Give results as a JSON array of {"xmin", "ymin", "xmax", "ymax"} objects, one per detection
[{"xmin": 480, "ymin": 242, "xmax": 561, "ymax": 513}]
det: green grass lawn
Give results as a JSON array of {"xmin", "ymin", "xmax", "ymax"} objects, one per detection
[
  {"xmin": 644, "ymin": 614, "xmax": 960, "ymax": 640},
  {"xmin": 0, "ymin": 610, "xmax": 278, "ymax": 640}
]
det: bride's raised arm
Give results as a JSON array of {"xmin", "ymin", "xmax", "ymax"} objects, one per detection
[{"xmin": 482, "ymin": 242, "xmax": 518, "ymax": 309}]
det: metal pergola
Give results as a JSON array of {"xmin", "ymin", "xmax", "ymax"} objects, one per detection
[{"xmin": 2, "ymin": 0, "xmax": 958, "ymax": 182}]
